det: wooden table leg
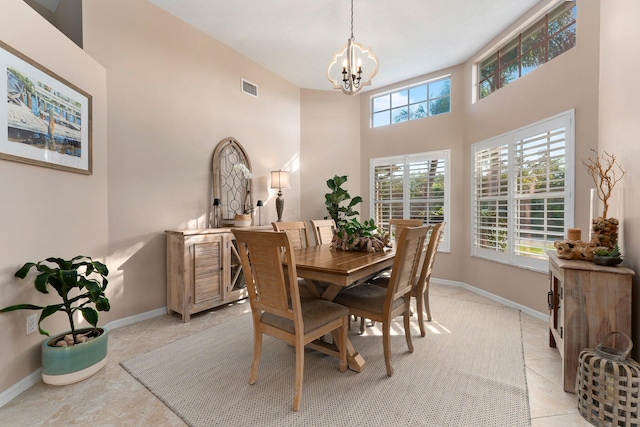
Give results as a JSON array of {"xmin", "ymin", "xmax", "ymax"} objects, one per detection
[{"xmin": 308, "ymin": 333, "xmax": 366, "ymax": 373}]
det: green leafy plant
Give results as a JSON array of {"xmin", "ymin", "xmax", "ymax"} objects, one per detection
[
  {"xmin": 0, "ymin": 256, "xmax": 110, "ymax": 344},
  {"xmin": 594, "ymin": 245, "xmax": 621, "ymax": 258},
  {"xmin": 324, "ymin": 175, "xmax": 362, "ymax": 229},
  {"xmin": 332, "ymin": 218, "xmax": 390, "ymax": 252}
]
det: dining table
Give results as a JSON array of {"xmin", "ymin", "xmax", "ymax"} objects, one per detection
[{"xmin": 287, "ymin": 244, "xmax": 396, "ymax": 372}]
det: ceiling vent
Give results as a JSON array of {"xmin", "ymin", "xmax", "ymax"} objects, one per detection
[{"xmin": 241, "ymin": 79, "xmax": 258, "ymax": 98}]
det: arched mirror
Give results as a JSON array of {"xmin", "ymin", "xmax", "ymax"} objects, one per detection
[{"xmin": 211, "ymin": 137, "xmax": 253, "ymax": 227}]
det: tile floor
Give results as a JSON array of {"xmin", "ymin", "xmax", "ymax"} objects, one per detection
[{"xmin": 0, "ymin": 284, "xmax": 590, "ymax": 426}]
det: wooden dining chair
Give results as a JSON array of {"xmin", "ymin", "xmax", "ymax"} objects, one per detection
[
  {"xmin": 334, "ymin": 225, "xmax": 429, "ymax": 376},
  {"xmin": 232, "ymin": 229, "xmax": 349, "ymax": 411},
  {"xmin": 272, "ymin": 221, "xmax": 311, "ymax": 249},
  {"xmin": 388, "ymin": 218, "xmax": 424, "ymax": 242},
  {"xmin": 356, "ymin": 218, "xmax": 424, "ymax": 333},
  {"xmin": 272, "ymin": 220, "xmax": 317, "ymax": 296},
  {"xmin": 310, "ymin": 219, "xmax": 336, "ymax": 246},
  {"xmin": 370, "ymin": 222, "xmax": 446, "ymax": 337}
]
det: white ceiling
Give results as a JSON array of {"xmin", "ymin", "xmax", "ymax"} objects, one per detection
[{"xmin": 148, "ymin": 0, "xmax": 541, "ymax": 92}]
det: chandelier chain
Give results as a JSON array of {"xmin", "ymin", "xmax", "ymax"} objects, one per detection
[{"xmin": 350, "ymin": 0, "xmax": 354, "ymax": 40}]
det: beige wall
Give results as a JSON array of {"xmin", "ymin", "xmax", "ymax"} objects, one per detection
[
  {"xmin": 0, "ymin": 0, "xmax": 108, "ymax": 392},
  {"xmin": 300, "ymin": 89, "xmax": 360, "ymax": 226},
  {"xmin": 358, "ymin": 0, "xmax": 602, "ymax": 313},
  {"xmin": 3, "ymin": 0, "xmax": 640, "ymax": 398},
  {"xmin": 83, "ymin": 0, "xmax": 301, "ymax": 320},
  {"xmin": 0, "ymin": 0, "xmax": 300, "ymax": 395},
  {"xmin": 599, "ymin": 0, "xmax": 640, "ymax": 353}
]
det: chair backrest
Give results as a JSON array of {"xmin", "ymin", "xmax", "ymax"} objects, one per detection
[
  {"xmin": 386, "ymin": 225, "xmax": 430, "ymax": 304},
  {"xmin": 388, "ymin": 219, "xmax": 423, "ymax": 242},
  {"xmin": 271, "ymin": 221, "xmax": 311, "ymax": 249},
  {"xmin": 310, "ymin": 219, "xmax": 336, "ymax": 246},
  {"xmin": 415, "ymin": 222, "xmax": 446, "ymax": 292},
  {"xmin": 232, "ymin": 229, "xmax": 302, "ymax": 324}
]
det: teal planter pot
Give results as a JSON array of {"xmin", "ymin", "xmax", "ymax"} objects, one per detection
[{"xmin": 41, "ymin": 328, "xmax": 108, "ymax": 385}]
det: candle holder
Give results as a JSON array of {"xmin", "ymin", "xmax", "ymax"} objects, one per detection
[
  {"xmin": 256, "ymin": 200, "xmax": 263, "ymax": 226},
  {"xmin": 212, "ymin": 198, "xmax": 220, "ymax": 228}
]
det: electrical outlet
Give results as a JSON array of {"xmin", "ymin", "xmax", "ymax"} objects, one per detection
[{"xmin": 27, "ymin": 314, "xmax": 38, "ymax": 335}]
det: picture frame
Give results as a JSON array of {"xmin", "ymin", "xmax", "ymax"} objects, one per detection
[{"xmin": 1, "ymin": 40, "xmax": 92, "ymax": 175}]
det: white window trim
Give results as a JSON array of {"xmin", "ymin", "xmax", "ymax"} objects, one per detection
[
  {"xmin": 370, "ymin": 75, "xmax": 451, "ymax": 128},
  {"xmin": 471, "ymin": 0, "xmax": 575, "ymax": 104},
  {"xmin": 470, "ymin": 109, "xmax": 575, "ymax": 272},
  {"xmin": 370, "ymin": 149, "xmax": 451, "ymax": 252}
]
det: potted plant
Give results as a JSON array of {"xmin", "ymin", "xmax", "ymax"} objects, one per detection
[
  {"xmin": 0, "ymin": 255, "xmax": 110, "ymax": 385},
  {"xmin": 331, "ymin": 218, "xmax": 390, "ymax": 252},
  {"xmin": 324, "ymin": 175, "xmax": 362, "ymax": 229},
  {"xmin": 593, "ymin": 245, "xmax": 623, "ymax": 266}
]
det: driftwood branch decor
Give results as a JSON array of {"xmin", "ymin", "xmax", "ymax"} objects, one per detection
[
  {"xmin": 582, "ymin": 149, "xmax": 625, "ymax": 219},
  {"xmin": 331, "ymin": 218, "xmax": 390, "ymax": 252}
]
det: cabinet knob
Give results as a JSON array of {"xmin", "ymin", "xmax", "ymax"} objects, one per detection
[{"xmin": 547, "ymin": 290, "xmax": 554, "ymax": 311}]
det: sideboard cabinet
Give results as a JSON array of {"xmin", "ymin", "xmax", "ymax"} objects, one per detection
[
  {"xmin": 165, "ymin": 229, "xmax": 248, "ymax": 322},
  {"xmin": 547, "ymin": 251, "xmax": 634, "ymax": 392}
]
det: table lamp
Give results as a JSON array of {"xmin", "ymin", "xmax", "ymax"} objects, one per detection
[{"xmin": 270, "ymin": 170, "xmax": 290, "ymax": 222}]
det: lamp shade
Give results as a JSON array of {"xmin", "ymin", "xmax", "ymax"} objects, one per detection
[{"xmin": 270, "ymin": 170, "xmax": 290, "ymax": 189}]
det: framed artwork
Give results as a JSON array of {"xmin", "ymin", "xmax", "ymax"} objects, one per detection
[{"xmin": 1, "ymin": 40, "xmax": 92, "ymax": 174}]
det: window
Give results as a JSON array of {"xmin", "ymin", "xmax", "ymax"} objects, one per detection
[
  {"xmin": 372, "ymin": 77, "xmax": 451, "ymax": 128},
  {"xmin": 478, "ymin": 1, "xmax": 576, "ymax": 99},
  {"xmin": 370, "ymin": 150, "xmax": 450, "ymax": 251},
  {"xmin": 471, "ymin": 110, "xmax": 574, "ymax": 272}
]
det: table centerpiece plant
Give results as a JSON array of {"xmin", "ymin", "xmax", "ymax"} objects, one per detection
[{"xmin": 331, "ymin": 218, "xmax": 390, "ymax": 252}]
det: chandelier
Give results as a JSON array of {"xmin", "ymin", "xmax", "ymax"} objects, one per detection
[{"xmin": 326, "ymin": 0, "xmax": 379, "ymax": 95}]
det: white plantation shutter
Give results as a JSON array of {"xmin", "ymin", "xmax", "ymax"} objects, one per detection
[
  {"xmin": 372, "ymin": 158, "xmax": 404, "ymax": 227},
  {"xmin": 371, "ymin": 150, "xmax": 450, "ymax": 251},
  {"xmin": 473, "ymin": 140, "xmax": 510, "ymax": 262},
  {"xmin": 514, "ymin": 125, "xmax": 567, "ymax": 260},
  {"xmin": 408, "ymin": 155, "xmax": 446, "ymax": 223},
  {"xmin": 471, "ymin": 110, "xmax": 574, "ymax": 272}
]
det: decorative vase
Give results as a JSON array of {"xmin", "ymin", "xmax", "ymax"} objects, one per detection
[
  {"xmin": 234, "ymin": 214, "xmax": 252, "ymax": 227},
  {"xmin": 41, "ymin": 327, "xmax": 108, "ymax": 385},
  {"xmin": 589, "ymin": 188, "xmax": 622, "ymax": 251}
]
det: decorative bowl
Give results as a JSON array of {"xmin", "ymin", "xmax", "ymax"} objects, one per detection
[{"xmin": 593, "ymin": 256, "xmax": 623, "ymax": 266}]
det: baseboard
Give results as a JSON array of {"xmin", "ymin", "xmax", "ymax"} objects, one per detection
[
  {"xmin": 431, "ymin": 278, "xmax": 548, "ymax": 322},
  {"xmin": 104, "ymin": 307, "xmax": 167, "ymax": 331},
  {"xmin": 0, "ymin": 368, "xmax": 41, "ymax": 408},
  {"xmin": 0, "ymin": 306, "xmax": 168, "ymax": 408}
]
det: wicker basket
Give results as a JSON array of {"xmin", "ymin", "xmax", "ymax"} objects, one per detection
[{"xmin": 576, "ymin": 332, "xmax": 640, "ymax": 426}]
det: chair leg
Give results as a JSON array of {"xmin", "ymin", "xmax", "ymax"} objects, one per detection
[
  {"xmin": 403, "ymin": 308, "xmax": 414, "ymax": 353},
  {"xmin": 416, "ymin": 292, "xmax": 426, "ymax": 337},
  {"xmin": 338, "ymin": 317, "xmax": 348, "ymax": 373},
  {"xmin": 293, "ymin": 339, "xmax": 304, "ymax": 411},
  {"xmin": 382, "ymin": 320, "xmax": 393, "ymax": 377},
  {"xmin": 424, "ymin": 283, "xmax": 432, "ymax": 322},
  {"xmin": 359, "ymin": 316, "xmax": 366, "ymax": 334},
  {"xmin": 250, "ymin": 331, "xmax": 263, "ymax": 385}
]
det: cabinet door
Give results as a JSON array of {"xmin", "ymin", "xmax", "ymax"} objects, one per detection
[
  {"xmin": 192, "ymin": 235, "xmax": 224, "ymax": 305},
  {"xmin": 225, "ymin": 234, "xmax": 248, "ymax": 301}
]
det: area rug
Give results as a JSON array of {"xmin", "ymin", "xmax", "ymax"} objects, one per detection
[{"xmin": 121, "ymin": 297, "xmax": 530, "ymax": 426}]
